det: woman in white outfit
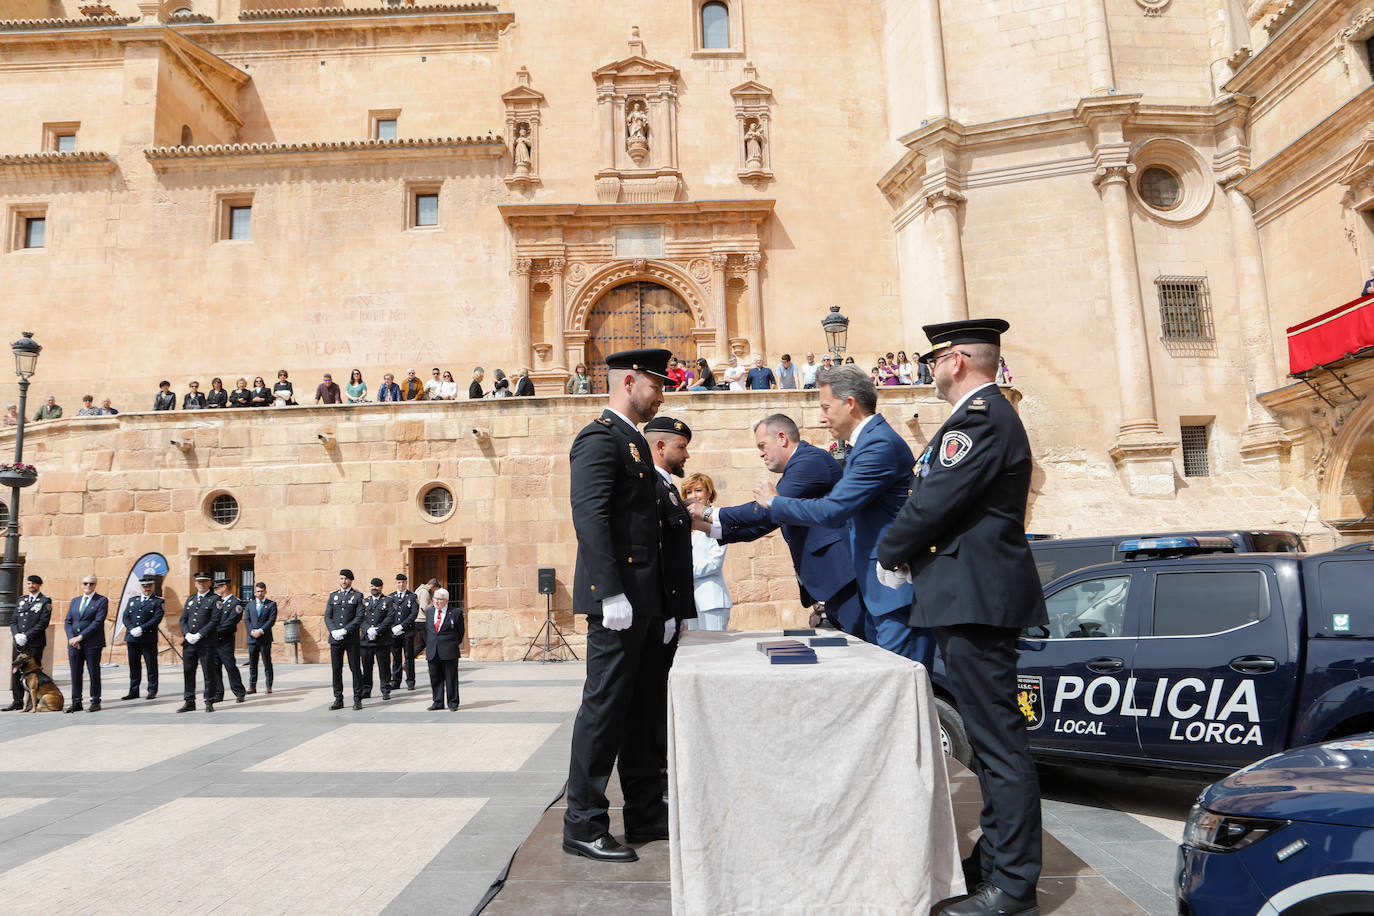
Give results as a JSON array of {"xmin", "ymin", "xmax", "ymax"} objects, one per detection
[{"xmin": 682, "ymin": 472, "xmax": 731, "ymax": 630}]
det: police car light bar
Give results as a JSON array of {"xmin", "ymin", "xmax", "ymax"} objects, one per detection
[{"xmin": 1119, "ymin": 536, "xmax": 1237, "ymax": 555}]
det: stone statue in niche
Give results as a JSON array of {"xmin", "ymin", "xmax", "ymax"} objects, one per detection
[
  {"xmin": 513, "ymin": 122, "xmax": 533, "ymax": 175},
  {"xmin": 744, "ymin": 119, "xmax": 764, "ymax": 167},
  {"xmin": 626, "ymin": 99, "xmax": 650, "ymax": 164}
]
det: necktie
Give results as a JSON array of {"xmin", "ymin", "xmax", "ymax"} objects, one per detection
[
  {"xmin": 80, "ymin": 595, "xmax": 89, "ymax": 618},
  {"xmin": 434, "ymin": 610, "xmax": 442, "ymax": 633}
]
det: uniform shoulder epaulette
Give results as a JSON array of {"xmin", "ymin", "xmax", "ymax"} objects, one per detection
[
  {"xmin": 596, "ymin": 417, "xmax": 613, "ymax": 426},
  {"xmin": 967, "ymin": 397, "xmax": 988, "ymax": 412}
]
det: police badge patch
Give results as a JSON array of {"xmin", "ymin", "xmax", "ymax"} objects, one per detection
[
  {"xmin": 1017, "ymin": 674, "xmax": 1044, "ymax": 730},
  {"xmin": 628, "ymin": 443, "xmax": 642, "ymax": 463},
  {"xmin": 939, "ymin": 430, "xmax": 973, "ymax": 467}
]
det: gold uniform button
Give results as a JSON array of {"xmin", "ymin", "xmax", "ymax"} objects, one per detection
[
  {"xmin": 627, "ymin": 557, "xmax": 633, "ymax": 563},
  {"xmin": 929, "ymin": 545, "xmax": 937, "ymax": 553}
]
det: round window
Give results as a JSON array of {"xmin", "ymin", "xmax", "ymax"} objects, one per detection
[
  {"xmin": 422, "ymin": 485, "xmax": 454, "ymax": 519},
  {"xmin": 209, "ymin": 493, "xmax": 239, "ymax": 526},
  {"xmin": 1138, "ymin": 167, "xmax": 1182, "ymax": 211}
]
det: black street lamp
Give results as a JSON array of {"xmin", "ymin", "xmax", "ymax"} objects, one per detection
[
  {"xmin": 0, "ymin": 331, "xmax": 41, "ymax": 628},
  {"xmin": 821, "ymin": 305, "xmax": 849, "ymax": 362}
]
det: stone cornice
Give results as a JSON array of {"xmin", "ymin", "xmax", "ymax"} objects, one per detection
[
  {"xmin": 499, "ymin": 199, "xmax": 775, "ymax": 228},
  {"xmin": 1237, "ymin": 83, "xmax": 1374, "ymax": 204},
  {"xmin": 0, "ymin": 150, "xmax": 116, "ymax": 177},
  {"xmin": 1226, "ymin": 0, "xmax": 1352, "ymax": 94},
  {"xmin": 238, "ymin": 3, "xmax": 495, "ymax": 20},
  {"xmin": 144, "ymin": 135, "xmax": 505, "ymax": 171},
  {"xmin": 0, "ymin": 15, "xmax": 137, "ymax": 30}
]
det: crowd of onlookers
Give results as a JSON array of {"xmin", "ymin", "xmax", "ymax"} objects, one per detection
[{"xmin": 3, "ymin": 349, "xmax": 1014, "ymax": 423}]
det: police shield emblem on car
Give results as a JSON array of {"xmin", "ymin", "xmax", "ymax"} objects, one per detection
[{"xmin": 1017, "ymin": 674, "xmax": 1044, "ymax": 730}]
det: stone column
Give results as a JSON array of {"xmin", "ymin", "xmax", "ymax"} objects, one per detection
[
  {"xmin": 925, "ymin": 187, "xmax": 969, "ymax": 322},
  {"xmin": 1082, "ymin": 0, "xmax": 1115, "ymax": 94},
  {"xmin": 744, "ymin": 253, "xmax": 765, "ymax": 358},
  {"xmin": 1221, "ymin": 173, "xmax": 1290, "ymax": 478},
  {"xmin": 597, "ymin": 85, "xmax": 615, "ymax": 171},
  {"xmin": 549, "ymin": 258, "xmax": 568, "ymax": 369},
  {"xmin": 1093, "ymin": 164, "xmax": 1177, "ymax": 495},
  {"xmin": 918, "ymin": 0, "xmax": 950, "ymax": 120},
  {"xmin": 711, "ymin": 253, "xmax": 730, "ymax": 363},
  {"xmin": 515, "ymin": 258, "xmax": 533, "ymax": 369}
]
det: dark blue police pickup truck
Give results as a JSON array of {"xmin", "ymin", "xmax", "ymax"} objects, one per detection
[{"xmin": 931, "ymin": 539, "xmax": 1374, "ymax": 775}]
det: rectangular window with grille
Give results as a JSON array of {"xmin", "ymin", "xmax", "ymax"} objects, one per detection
[
  {"xmin": 1155, "ymin": 276, "xmax": 1214, "ymax": 342},
  {"xmin": 1181, "ymin": 424, "xmax": 1210, "ymax": 477}
]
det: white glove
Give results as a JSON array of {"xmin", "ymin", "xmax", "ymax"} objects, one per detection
[
  {"xmin": 331, "ymin": 628, "xmax": 346, "ymax": 640},
  {"xmin": 663, "ymin": 618, "xmax": 678, "ymax": 644},
  {"xmin": 14, "ymin": 633, "xmax": 27, "ymax": 647},
  {"xmin": 601, "ymin": 594, "xmax": 633, "ymax": 631},
  {"xmin": 875, "ymin": 560, "xmax": 913, "ymax": 589},
  {"xmin": 186, "ymin": 632, "xmax": 201, "ymax": 644},
  {"xmin": 391, "ymin": 625, "xmax": 403, "ymax": 636},
  {"xmin": 130, "ymin": 626, "xmax": 143, "ymax": 637},
  {"xmin": 367, "ymin": 627, "xmax": 377, "ymax": 640}
]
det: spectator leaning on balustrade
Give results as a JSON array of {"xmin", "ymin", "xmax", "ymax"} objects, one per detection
[
  {"xmin": 183, "ymin": 381, "xmax": 207, "ymax": 410},
  {"xmin": 34, "ymin": 395, "xmax": 62, "ymax": 420},
  {"xmin": 76, "ymin": 395, "xmax": 100, "ymax": 416},
  {"xmin": 377, "ymin": 373, "xmax": 401, "ymax": 402},
  {"xmin": 515, "ymin": 368, "xmax": 535, "ymax": 397},
  {"xmin": 345, "ymin": 369, "xmax": 368, "ymax": 403},
  {"xmin": 469, "ymin": 367, "xmax": 486, "ymax": 399},
  {"xmin": 250, "ymin": 377, "xmax": 272, "ymax": 406},
  {"xmin": 400, "ymin": 369, "xmax": 425, "ymax": 401},
  {"xmin": 228, "ymin": 379, "xmax": 252, "ymax": 408},
  {"xmin": 746, "ymin": 355, "xmax": 776, "ymax": 390},
  {"xmin": 424, "ymin": 368, "xmax": 445, "ymax": 401},
  {"xmin": 314, "ymin": 373, "xmax": 342, "ymax": 405}
]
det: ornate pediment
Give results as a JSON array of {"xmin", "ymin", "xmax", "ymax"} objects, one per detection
[{"xmin": 591, "ymin": 55, "xmax": 680, "ymax": 82}]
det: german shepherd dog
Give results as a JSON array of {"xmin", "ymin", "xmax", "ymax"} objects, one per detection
[{"xmin": 12, "ymin": 651, "xmax": 64, "ymax": 712}]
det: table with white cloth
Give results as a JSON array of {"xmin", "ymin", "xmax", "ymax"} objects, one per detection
[{"xmin": 667, "ymin": 629, "xmax": 964, "ymax": 916}]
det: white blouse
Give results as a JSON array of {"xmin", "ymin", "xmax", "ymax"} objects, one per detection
[{"xmin": 691, "ymin": 529, "xmax": 731, "ymax": 612}]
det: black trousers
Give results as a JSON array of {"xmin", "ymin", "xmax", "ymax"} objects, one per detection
[
  {"xmin": 361, "ymin": 645, "xmax": 391, "ymax": 696},
  {"xmin": 330, "ymin": 641, "xmax": 361, "ymax": 699},
  {"xmin": 564, "ymin": 613, "xmax": 667, "ymax": 842},
  {"xmin": 247, "ymin": 642, "xmax": 273, "ymax": 688},
  {"xmin": 213, "ymin": 637, "xmax": 245, "ymax": 700},
  {"xmin": 67, "ymin": 642, "xmax": 103, "ymax": 704},
  {"xmin": 390, "ymin": 630, "xmax": 417, "ymax": 688},
  {"xmin": 182, "ymin": 639, "xmax": 219, "ymax": 702},
  {"xmin": 126, "ymin": 640, "xmax": 158, "ymax": 692},
  {"xmin": 427, "ymin": 656, "xmax": 459, "ymax": 708},
  {"xmin": 934, "ymin": 624, "xmax": 1042, "ymax": 900},
  {"xmin": 10, "ymin": 639, "xmax": 46, "ymax": 704}
]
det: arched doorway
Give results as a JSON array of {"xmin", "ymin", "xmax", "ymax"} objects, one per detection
[{"xmin": 586, "ymin": 281, "xmax": 694, "ymax": 392}]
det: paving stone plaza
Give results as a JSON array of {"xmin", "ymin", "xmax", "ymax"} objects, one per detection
[{"xmin": 0, "ymin": 658, "xmax": 1203, "ymax": 915}]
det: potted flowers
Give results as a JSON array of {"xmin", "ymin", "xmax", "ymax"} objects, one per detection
[{"xmin": 0, "ymin": 462, "xmax": 38, "ymax": 488}]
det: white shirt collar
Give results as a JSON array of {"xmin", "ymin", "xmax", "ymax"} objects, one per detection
[
  {"xmin": 655, "ymin": 465, "xmax": 674, "ymax": 485},
  {"xmin": 950, "ymin": 381, "xmax": 997, "ymax": 415},
  {"xmin": 848, "ymin": 413, "xmax": 878, "ymax": 449},
  {"xmin": 606, "ymin": 407, "xmax": 637, "ymax": 431}
]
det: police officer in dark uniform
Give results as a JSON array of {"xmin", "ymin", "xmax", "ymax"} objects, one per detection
[
  {"xmin": 388, "ymin": 573, "xmax": 419, "ymax": 691},
  {"xmin": 877, "ymin": 319, "xmax": 1048, "ymax": 916},
  {"xmin": 563, "ymin": 348, "xmax": 673, "ymax": 864},
  {"xmin": 209, "ymin": 576, "xmax": 247, "ymax": 703},
  {"xmin": 178, "ymin": 571, "xmax": 222, "ymax": 713},
  {"xmin": 359, "ymin": 577, "xmax": 395, "ymax": 703},
  {"xmin": 4, "ymin": 575, "xmax": 52, "ymax": 711},
  {"xmin": 643, "ymin": 415, "xmax": 698, "ymax": 811},
  {"xmin": 120, "ymin": 575, "xmax": 164, "ymax": 700},
  {"xmin": 325, "ymin": 569, "xmax": 365, "ymax": 710}
]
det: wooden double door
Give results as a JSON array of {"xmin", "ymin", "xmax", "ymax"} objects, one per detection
[{"xmin": 586, "ymin": 282, "xmax": 694, "ymax": 393}]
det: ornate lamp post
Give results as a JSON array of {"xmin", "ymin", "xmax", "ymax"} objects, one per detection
[
  {"xmin": 0, "ymin": 332, "xmax": 41, "ymax": 628},
  {"xmin": 821, "ymin": 305, "xmax": 849, "ymax": 363}
]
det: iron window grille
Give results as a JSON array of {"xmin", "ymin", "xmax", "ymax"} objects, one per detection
[
  {"xmin": 1156, "ymin": 275, "xmax": 1214, "ymax": 342},
  {"xmin": 1181, "ymin": 425, "xmax": 1210, "ymax": 478},
  {"xmin": 422, "ymin": 485, "xmax": 454, "ymax": 518},
  {"xmin": 209, "ymin": 493, "xmax": 239, "ymax": 525}
]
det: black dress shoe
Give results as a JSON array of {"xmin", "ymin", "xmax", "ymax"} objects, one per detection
[
  {"xmin": 352, "ymin": 699, "xmax": 362, "ymax": 710},
  {"xmin": 426, "ymin": 703, "xmax": 444, "ymax": 711},
  {"xmin": 64, "ymin": 703, "xmax": 82, "ymax": 714},
  {"xmin": 247, "ymin": 688, "xmax": 257, "ymax": 695},
  {"xmin": 330, "ymin": 698, "xmax": 344, "ymax": 710},
  {"xmin": 382, "ymin": 692, "xmax": 391, "ymax": 701},
  {"xmin": 210, "ymin": 696, "xmax": 224, "ymax": 704},
  {"xmin": 120, "ymin": 692, "xmax": 139, "ymax": 701},
  {"xmin": 176, "ymin": 701, "xmax": 195, "ymax": 713},
  {"xmin": 205, "ymin": 702, "xmax": 215, "ymax": 712},
  {"xmin": 146, "ymin": 690, "xmax": 157, "ymax": 700},
  {"xmin": 87, "ymin": 701, "xmax": 101, "ymax": 712},
  {"xmin": 562, "ymin": 834, "xmax": 639, "ymax": 862},
  {"xmin": 625, "ymin": 824, "xmax": 670, "ymax": 844},
  {"xmin": 939, "ymin": 883, "xmax": 1039, "ymax": 916},
  {"xmin": 962, "ymin": 856, "xmax": 991, "ymax": 891},
  {"xmin": 407, "ymin": 683, "xmax": 416, "ymax": 690},
  {"xmin": 449, "ymin": 705, "xmax": 459, "ymax": 711},
  {"xmin": 235, "ymin": 694, "xmax": 245, "ymax": 703},
  {"xmin": 2, "ymin": 702, "xmax": 22, "ymax": 711}
]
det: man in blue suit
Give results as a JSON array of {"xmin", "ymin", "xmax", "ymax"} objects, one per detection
[
  {"xmin": 753, "ymin": 366, "xmax": 933, "ymax": 669},
  {"xmin": 691, "ymin": 413, "xmax": 865, "ymax": 636},
  {"xmin": 244, "ymin": 581, "xmax": 277, "ymax": 694},
  {"xmin": 64, "ymin": 575, "xmax": 109, "ymax": 712}
]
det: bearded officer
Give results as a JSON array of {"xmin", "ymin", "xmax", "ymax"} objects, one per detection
[
  {"xmin": 120, "ymin": 575, "xmax": 164, "ymax": 701},
  {"xmin": 178, "ymin": 572, "xmax": 222, "ymax": 713},
  {"xmin": 876, "ymin": 319, "xmax": 1048, "ymax": 916},
  {"xmin": 563, "ymin": 348, "xmax": 673, "ymax": 863},
  {"xmin": 359, "ymin": 577, "xmax": 395, "ymax": 703},
  {"xmin": 325, "ymin": 569, "xmax": 365, "ymax": 710},
  {"xmin": 388, "ymin": 573, "xmax": 419, "ymax": 692},
  {"xmin": 4, "ymin": 575, "xmax": 53, "ymax": 711}
]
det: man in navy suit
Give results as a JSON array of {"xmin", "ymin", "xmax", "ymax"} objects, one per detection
[
  {"xmin": 244, "ymin": 581, "xmax": 277, "ymax": 694},
  {"xmin": 420, "ymin": 587, "xmax": 463, "ymax": 710},
  {"xmin": 64, "ymin": 575, "xmax": 109, "ymax": 712},
  {"xmin": 691, "ymin": 413, "xmax": 865, "ymax": 636},
  {"xmin": 753, "ymin": 365, "xmax": 933, "ymax": 669},
  {"xmin": 120, "ymin": 575, "xmax": 164, "ymax": 700}
]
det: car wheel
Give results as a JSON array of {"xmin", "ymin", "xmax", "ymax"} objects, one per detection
[{"xmin": 935, "ymin": 697, "xmax": 973, "ymax": 768}]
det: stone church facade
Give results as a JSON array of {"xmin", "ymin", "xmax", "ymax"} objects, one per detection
[{"xmin": 1, "ymin": 0, "xmax": 1370, "ymax": 660}]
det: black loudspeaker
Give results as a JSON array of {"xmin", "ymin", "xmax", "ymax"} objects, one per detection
[{"xmin": 537, "ymin": 568, "xmax": 556, "ymax": 595}]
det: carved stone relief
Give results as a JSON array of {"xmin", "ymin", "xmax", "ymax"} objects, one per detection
[
  {"xmin": 731, "ymin": 62, "xmax": 774, "ymax": 185},
  {"xmin": 502, "ymin": 66, "xmax": 545, "ymax": 190},
  {"xmin": 591, "ymin": 27, "xmax": 683, "ymax": 203}
]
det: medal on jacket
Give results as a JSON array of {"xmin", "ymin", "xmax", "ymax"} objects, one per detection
[
  {"xmin": 629, "ymin": 443, "xmax": 642, "ymax": 463},
  {"xmin": 916, "ymin": 446, "xmax": 933, "ymax": 478}
]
